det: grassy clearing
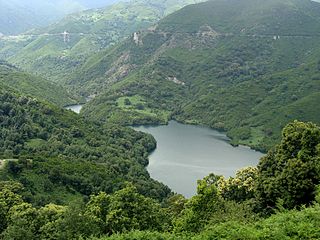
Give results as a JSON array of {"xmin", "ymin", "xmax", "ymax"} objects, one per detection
[
  {"xmin": 117, "ymin": 95, "xmax": 171, "ymax": 121},
  {"xmin": 25, "ymin": 139, "xmax": 48, "ymax": 148},
  {"xmin": 239, "ymin": 127, "xmax": 265, "ymax": 147}
]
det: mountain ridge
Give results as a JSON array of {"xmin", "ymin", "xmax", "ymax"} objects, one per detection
[
  {"xmin": 0, "ymin": 0, "xmax": 205, "ymax": 90},
  {"xmin": 78, "ymin": 0, "xmax": 320, "ymax": 151}
]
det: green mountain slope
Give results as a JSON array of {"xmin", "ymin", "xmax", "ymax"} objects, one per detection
[
  {"xmin": 0, "ymin": 61, "xmax": 77, "ymax": 106},
  {"xmin": 159, "ymin": 0, "xmax": 320, "ymax": 34},
  {"xmin": 79, "ymin": 0, "xmax": 320, "ymax": 151},
  {"xmin": 0, "ymin": 120, "xmax": 319, "ymax": 239},
  {"xmin": 0, "ymin": 87, "xmax": 170, "ymax": 206},
  {"xmin": 0, "ymin": 0, "xmax": 205, "ymax": 90}
]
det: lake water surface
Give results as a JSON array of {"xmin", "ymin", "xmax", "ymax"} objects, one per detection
[{"xmin": 134, "ymin": 121, "xmax": 264, "ymax": 198}]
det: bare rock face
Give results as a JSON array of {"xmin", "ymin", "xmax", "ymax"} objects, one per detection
[
  {"xmin": 198, "ymin": 25, "xmax": 220, "ymax": 38},
  {"xmin": 104, "ymin": 52, "xmax": 135, "ymax": 85},
  {"xmin": 167, "ymin": 76, "xmax": 186, "ymax": 86}
]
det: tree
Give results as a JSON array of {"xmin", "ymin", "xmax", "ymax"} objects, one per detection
[
  {"xmin": 124, "ymin": 98, "xmax": 131, "ymax": 106},
  {"xmin": 1, "ymin": 203, "xmax": 38, "ymax": 240},
  {"xmin": 174, "ymin": 174, "xmax": 224, "ymax": 233},
  {"xmin": 164, "ymin": 194, "xmax": 187, "ymax": 217},
  {"xmin": 135, "ymin": 103, "xmax": 145, "ymax": 110},
  {"xmin": 218, "ymin": 167, "xmax": 258, "ymax": 202},
  {"xmin": 0, "ymin": 181, "xmax": 24, "ymax": 233},
  {"xmin": 85, "ymin": 192, "xmax": 110, "ymax": 234},
  {"xmin": 256, "ymin": 121, "xmax": 320, "ymax": 210},
  {"xmin": 54, "ymin": 203, "xmax": 103, "ymax": 239},
  {"xmin": 37, "ymin": 204, "xmax": 66, "ymax": 239},
  {"xmin": 106, "ymin": 183, "xmax": 168, "ymax": 234}
]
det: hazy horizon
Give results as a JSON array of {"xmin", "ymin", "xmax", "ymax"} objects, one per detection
[{"xmin": 0, "ymin": 0, "xmax": 124, "ymax": 35}]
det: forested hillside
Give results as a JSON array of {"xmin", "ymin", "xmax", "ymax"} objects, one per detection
[
  {"xmin": 0, "ymin": 86, "xmax": 170, "ymax": 207},
  {"xmin": 0, "ymin": 61, "xmax": 77, "ymax": 106},
  {"xmin": 0, "ymin": 0, "xmax": 204, "ymax": 91},
  {"xmin": 1, "ymin": 118, "xmax": 319, "ymax": 239},
  {"xmin": 0, "ymin": 0, "xmax": 320, "ymax": 239},
  {"xmin": 79, "ymin": 0, "xmax": 320, "ymax": 151}
]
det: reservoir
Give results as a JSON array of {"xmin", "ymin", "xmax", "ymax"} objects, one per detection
[
  {"xmin": 134, "ymin": 121, "xmax": 264, "ymax": 198},
  {"xmin": 65, "ymin": 96, "xmax": 94, "ymax": 113}
]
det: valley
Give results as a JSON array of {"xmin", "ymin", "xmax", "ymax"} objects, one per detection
[
  {"xmin": 78, "ymin": 0, "xmax": 320, "ymax": 151},
  {"xmin": 0, "ymin": 0, "xmax": 319, "ymax": 239}
]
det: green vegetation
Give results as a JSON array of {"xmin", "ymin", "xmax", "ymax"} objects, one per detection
[
  {"xmin": 79, "ymin": 0, "xmax": 320, "ymax": 151},
  {"xmin": 0, "ymin": 87, "xmax": 170, "ymax": 207},
  {"xmin": 0, "ymin": 60, "xmax": 78, "ymax": 106},
  {"xmin": 256, "ymin": 121, "xmax": 320, "ymax": 209},
  {"xmin": 0, "ymin": 1, "xmax": 320, "ymax": 239},
  {"xmin": 0, "ymin": 119, "xmax": 319, "ymax": 239},
  {"xmin": 115, "ymin": 95, "xmax": 170, "ymax": 124},
  {"xmin": 98, "ymin": 205, "xmax": 320, "ymax": 239},
  {"xmin": 0, "ymin": 0, "xmax": 205, "ymax": 95}
]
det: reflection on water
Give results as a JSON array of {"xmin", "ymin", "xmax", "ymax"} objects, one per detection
[{"xmin": 134, "ymin": 121, "xmax": 264, "ymax": 198}]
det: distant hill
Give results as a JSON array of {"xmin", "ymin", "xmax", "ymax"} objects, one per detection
[
  {"xmin": 0, "ymin": 0, "xmax": 122, "ymax": 35},
  {"xmin": 0, "ymin": 0, "xmax": 205, "ymax": 92},
  {"xmin": 0, "ymin": 61, "xmax": 78, "ymax": 106},
  {"xmin": 77, "ymin": 0, "xmax": 121, "ymax": 8},
  {"xmin": 78, "ymin": 0, "xmax": 320, "ymax": 151}
]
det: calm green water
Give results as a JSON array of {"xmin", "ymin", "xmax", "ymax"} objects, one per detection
[{"xmin": 134, "ymin": 121, "xmax": 264, "ymax": 198}]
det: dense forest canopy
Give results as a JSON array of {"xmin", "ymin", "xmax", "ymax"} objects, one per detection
[
  {"xmin": 0, "ymin": 117, "xmax": 319, "ymax": 239},
  {"xmin": 0, "ymin": 88, "xmax": 170, "ymax": 206}
]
